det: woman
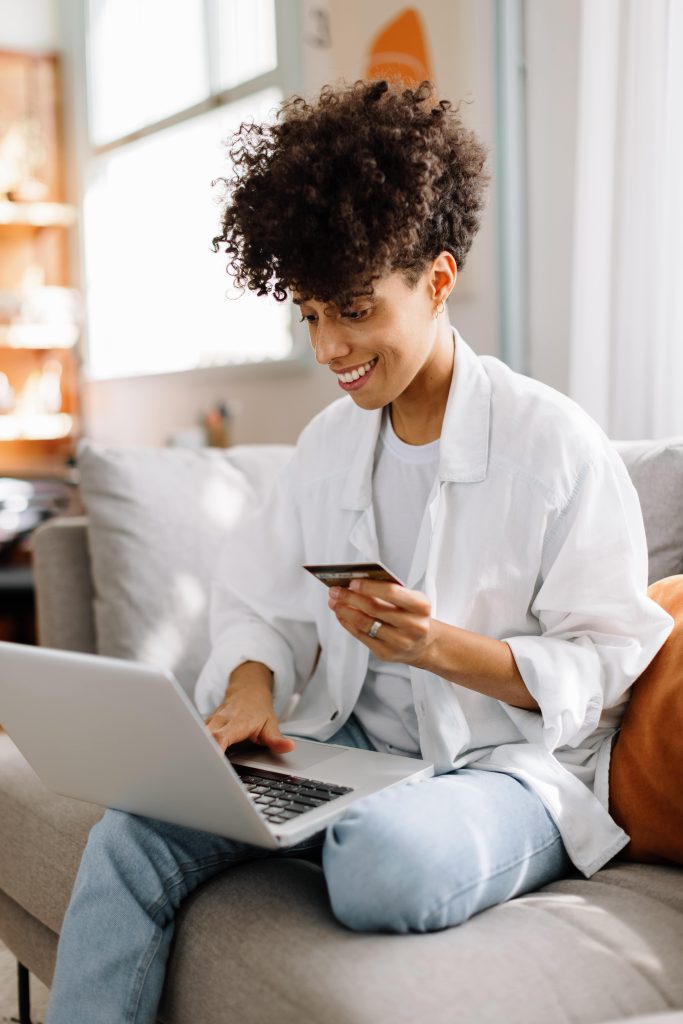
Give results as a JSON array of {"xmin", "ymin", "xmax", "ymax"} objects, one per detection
[{"xmin": 46, "ymin": 79, "xmax": 673, "ymax": 1023}]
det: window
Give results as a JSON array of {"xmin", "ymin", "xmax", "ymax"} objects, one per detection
[{"xmin": 81, "ymin": 0, "xmax": 301, "ymax": 379}]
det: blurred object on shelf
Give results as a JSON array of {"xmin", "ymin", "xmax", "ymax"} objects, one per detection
[
  {"xmin": 0, "ymin": 199, "xmax": 76, "ymax": 226},
  {"xmin": 38, "ymin": 358, "xmax": 63, "ymax": 413},
  {"xmin": 0, "ymin": 475, "xmax": 75, "ymax": 563},
  {"xmin": 0, "ymin": 51, "xmax": 62, "ymax": 201},
  {"xmin": 11, "ymin": 360, "xmax": 68, "ymax": 425},
  {"xmin": 0, "ymin": 348, "xmax": 74, "ymax": 440},
  {"xmin": 0, "ymin": 322, "xmax": 79, "ymax": 349},
  {"xmin": 21, "ymin": 264, "xmax": 44, "ymax": 291},
  {"xmin": 166, "ymin": 425, "xmax": 206, "ymax": 448},
  {"xmin": 15, "ymin": 283, "xmax": 83, "ymax": 328},
  {"xmin": 0, "ymin": 373, "xmax": 15, "ymax": 413},
  {"xmin": 0, "ymin": 117, "xmax": 49, "ymax": 202},
  {"xmin": 0, "ymin": 291, "xmax": 21, "ymax": 322},
  {"xmin": 168, "ymin": 401, "xmax": 241, "ymax": 448},
  {"xmin": 0, "ymin": 412, "xmax": 73, "ymax": 441},
  {"xmin": 203, "ymin": 401, "xmax": 233, "ymax": 448},
  {"xmin": 0, "ymin": 275, "xmax": 82, "ymax": 349}
]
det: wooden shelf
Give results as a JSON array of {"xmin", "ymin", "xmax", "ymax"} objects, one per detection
[
  {"xmin": 0, "ymin": 463, "xmax": 78, "ymax": 483},
  {"xmin": 0, "ymin": 323, "xmax": 79, "ymax": 349},
  {"xmin": 0, "ymin": 200, "xmax": 77, "ymax": 228}
]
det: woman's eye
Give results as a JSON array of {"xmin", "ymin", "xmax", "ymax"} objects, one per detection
[
  {"xmin": 299, "ymin": 314, "xmax": 317, "ymax": 324},
  {"xmin": 342, "ymin": 309, "xmax": 369, "ymax": 321}
]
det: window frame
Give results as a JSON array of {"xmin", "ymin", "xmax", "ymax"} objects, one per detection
[{"xmin": 64, "ymin": 0, "xmax": 311, "ymax": 381}]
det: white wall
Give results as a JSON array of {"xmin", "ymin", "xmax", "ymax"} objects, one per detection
[
  {"xmin": 5, "ymin": 0, "xmax": 582, "ymax": 443},
  {"xmin": 57, "ymin": 0, "xmax": 502, "ymax": 447},
  {"xmin": 0, "ymin": 0, "xmax": 59, "ymax": 49}
]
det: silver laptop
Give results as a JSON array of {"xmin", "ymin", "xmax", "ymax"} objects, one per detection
[{"xmin": 0, "ymin": 641, "xmax": 434, "ymax": 850}]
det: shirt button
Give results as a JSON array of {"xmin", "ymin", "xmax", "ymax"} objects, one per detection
[{"xmin": 330, "ymin": 710, "xmax": 339, "ymax": 721}]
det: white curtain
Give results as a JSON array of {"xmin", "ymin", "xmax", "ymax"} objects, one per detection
[{"xmin": 569, "ymin": 0, "xmax": 683, "ymax": 439}]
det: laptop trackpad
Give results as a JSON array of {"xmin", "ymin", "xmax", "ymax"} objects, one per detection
[{"xmin": 227, "ymin": 739, "xmax": 346, "ymax": 774}]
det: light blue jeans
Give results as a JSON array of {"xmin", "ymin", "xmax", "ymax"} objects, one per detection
[{"xmin": 46, "ymin": 714, "xmax": 573, "ymax": 1024}]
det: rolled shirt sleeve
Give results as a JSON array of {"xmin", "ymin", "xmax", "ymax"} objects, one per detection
[
  {"xmin": 194, "ymin": 449, "xmax": 320, "ymax": 721},
  {"xmin": 502, "ymin": 454, "xmax": 675, "ymax": 752}
]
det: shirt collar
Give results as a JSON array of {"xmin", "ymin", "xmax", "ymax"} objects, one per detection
[
  {"xmin": 439, "ymin": 327, "xmax": 492, "ymax": 483},
  {"xmin": 341, "ymin": 327, "xmax": 492, "ymax": 511}
]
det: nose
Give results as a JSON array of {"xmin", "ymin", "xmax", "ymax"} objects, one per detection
[{"xmin": 313, "ymin": 321, "xmax": 350, "ymax": 366}]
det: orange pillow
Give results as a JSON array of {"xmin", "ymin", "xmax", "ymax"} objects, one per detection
[{"xmin": 609, "ymin": 575, "xmax": 683, "ymax": 864}]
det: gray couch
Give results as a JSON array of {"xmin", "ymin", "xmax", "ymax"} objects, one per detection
[{"xmin": 1, "ymin": 438, "xmax": 683, "ymax": 1024}]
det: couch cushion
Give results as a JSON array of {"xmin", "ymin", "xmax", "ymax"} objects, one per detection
[
  {"xmin": 2, "ymin": 733, "xmax": 682, "ymax": 1024},
  {"xmin": 610, "ymin": 575, "xmax": 683, "ymax": 865},
  {"xmin": 76, "ymin": 440, "xmax": 294, "ymax": 697},
  {"xmin": 162, "ymin": 859, "xmax": 683, "ymax": 1024},
  {"xmin": 614, "ymin": 438, "xmax": 683, "ymax": 584}
]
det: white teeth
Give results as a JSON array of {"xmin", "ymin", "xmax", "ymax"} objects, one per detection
[{"xmin": 339, "ymin": 358, "xmax": 376, "ymax": 383}]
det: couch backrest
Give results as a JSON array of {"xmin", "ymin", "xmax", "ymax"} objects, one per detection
[
  {"xmin": 613, "ymin": 438, "xmax": 683, "ymax": 583},
  {"xmin": 32, "ymin": 517, "xmax": 97, "ymax": 654},
  {"xmin": 31, "ymin": 438, "xmax": 683, "ymax": 681}
]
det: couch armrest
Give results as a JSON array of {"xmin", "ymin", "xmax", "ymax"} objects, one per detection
[{"xmin": 30, "ymin": 516, "xmax": 97, "ymax": 654}]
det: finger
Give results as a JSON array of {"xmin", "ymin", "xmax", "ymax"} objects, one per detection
[
  {"xmin": 334, "ymin": 602, "xmax": 399, "ymax": 643},
  {"xmin": 205, "ymin": 710, "xmax": 251, "ymax": 751},
  {"xmin": 257, "ymin": 721, "xmax": 297, "ymax": 753},
  {"xmin": 207, "ymin": 721, "xmax": 234, "ymax": 753},
  {"xmin": 331, "ymin": 589, "xmax": 414, "ymax": 631},
  {"xmin": 331, "ymin": 588, "xmax": 396, "ymax": 613},
  {"xmin": 204, "ymin": 709, "xmax": 228, "ymax": 731},
  {"xmin": 348, "ymin": 579, "xmax": 431, "ymax": 613}
]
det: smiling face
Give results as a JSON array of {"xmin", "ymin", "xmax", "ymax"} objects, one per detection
[{"xmin": 293, "ymin": 256, "xmax": 457, "ymax": 428}]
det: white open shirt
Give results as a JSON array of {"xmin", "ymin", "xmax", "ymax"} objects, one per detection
[{"xmin": 195, "ymin": 328, "xmax": 674, "ymax": 877}]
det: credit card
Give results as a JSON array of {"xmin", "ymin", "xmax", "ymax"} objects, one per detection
[{"xmin": 303, "ymin": 561, "xmax": 405, "ymax": 588}]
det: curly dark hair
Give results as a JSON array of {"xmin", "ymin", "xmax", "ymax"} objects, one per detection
[{"xmin": 211, "ymin": 78, "xmax": 491, "ymax": 309}]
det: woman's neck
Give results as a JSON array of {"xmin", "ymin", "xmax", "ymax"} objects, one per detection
[{"xmin": 389, "ymin": 322, "xmax": 456, "ymax": 445}]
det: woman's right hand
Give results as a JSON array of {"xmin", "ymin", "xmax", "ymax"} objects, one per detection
[{"xmin": 204, "ymin": 670, "xmax": 296, "ymax": 755}]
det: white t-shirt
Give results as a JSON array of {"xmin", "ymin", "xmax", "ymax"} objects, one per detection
[{"xmin": 353, "ymin": 407, "xmax": 440, "ymax": 755}]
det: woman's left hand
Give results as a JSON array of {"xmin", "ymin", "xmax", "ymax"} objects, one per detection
[{"xmin": 328, "ymin": 578, "xmax": 438, "ymax": 666}]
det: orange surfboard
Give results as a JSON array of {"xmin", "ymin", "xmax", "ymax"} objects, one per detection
[{"xmin": 366, "ymin": 8, "xmax": 434, "ymax": 86}]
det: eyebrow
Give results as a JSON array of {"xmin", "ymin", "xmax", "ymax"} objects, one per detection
[{"xmin": 291, "ymin": 296, "xmax": 377, "ymax": 309}]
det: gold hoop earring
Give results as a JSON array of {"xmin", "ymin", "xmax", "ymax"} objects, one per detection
[{"xmin": 433, "ymin": 299, "xmax": 446, "ymax": 320}]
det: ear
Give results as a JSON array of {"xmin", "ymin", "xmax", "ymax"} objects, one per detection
[{"xmin": 429, "ymin": 251, "xmax": 458, "ymax": 304}]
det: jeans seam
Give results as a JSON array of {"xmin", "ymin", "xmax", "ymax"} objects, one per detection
[
  {"xmin": 426, "ymin": 831, "xmax": 566, "ymax": 923},
  {"xmin": 124, "ymin": 919, "xmax": 164, "ymax": 1024},
  {"xmin": 145, "ymin": 852, "xmax": 263, "ymax": 922}
]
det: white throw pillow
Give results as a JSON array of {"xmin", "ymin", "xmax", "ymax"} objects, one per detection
[{"xmin": 76, "ymin": 439, "xmax": 293, "ymax": 697}]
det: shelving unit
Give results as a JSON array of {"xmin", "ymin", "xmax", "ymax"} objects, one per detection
[
  {"xmin": 0, "ymin": 50, "xmax": 83, "ymax": 479},
  {"xmin": 0, "ymin": 50, "xmax": 84, "ymax": 645}
]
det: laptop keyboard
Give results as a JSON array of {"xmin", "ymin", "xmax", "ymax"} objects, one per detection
[{"xmin": 232, "ymin": 764, "xmax": 354, "ymax": 824}]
